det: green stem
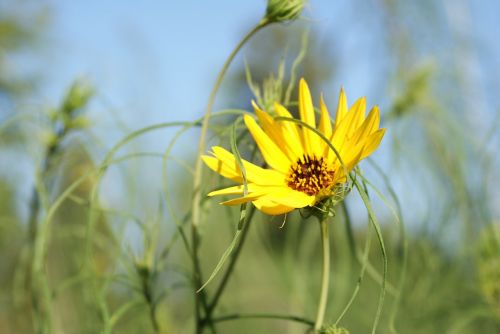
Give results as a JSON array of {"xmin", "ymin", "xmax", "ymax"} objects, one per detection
[
  {"xmin": 314, "ymin": 218, "xmax": 330, "ymax": 332},
  {"xmin": 190, "ymin": 18, "xmax": 269, "ymax": 334},
  {"xmin": 211, "ymin": 313, "xmax": 314, "ymax": 327},
  {"xmin": 28, "ymin": 127, "xmax": 66, "ymax": 334}
]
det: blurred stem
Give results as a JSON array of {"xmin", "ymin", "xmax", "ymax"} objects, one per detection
[
  {"xmin": 139, "ymin": 271, "xmax": 160, "ymax": 333},
  {"xmin": 27, "ymin": 127, "xmax": 65, "ymax": 333},
  {"xmin": 314, "ymin": 218, "xmax": 330, "ymax": 332},
  {"xmin": 211, "ymin": 313, "xmax": 314, "ymax": 327},
  {"xmin": 203, "ymin": 206, "xmax": 256, "ymax": 322},
  {"xmin": 27, "ymin": 128, "xmax": 64, "ymax": 274},
  {"xmin": 190, "ymin": 18, "xmax": 270, "ymax": 334}
]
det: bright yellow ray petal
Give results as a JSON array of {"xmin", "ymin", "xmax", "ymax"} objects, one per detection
[
  {"xmin": 252, "ymin": 101, "xmax": 285, "ymax": 146},
  {"xmin": 298, "ymin": 79, "xmax": 320, "ymax": 154},
  {"xmin": 318, "ymin": 94, "xmax": 332, "ymax": 138},
  {"xmin": 340, "ymin": 141, "xmax": 365, "ymax": 171},
  {"xmin": 345, "ymin": 150, "xmax": 364, "ymax": 172},
  {"xmin": 211, "ymin": 146, "xmax": 285, "ymax": 184},
  {"xmin": 261, "ymin": 188, "xmax": 316, "ymax": 208},
  {"xmin": 220, "ymin": 193, "xmax": 264, "ymax": 206},
  {"xmin": 203, "ymin": 146, "xmax": 285, "ymax": 185},
  {"xmin": 252, "ymin": 101, "xmax": 299, "ymax": 162},
  {"xmin": 253, "ymin": 198, "xmax": 294, "ymax": 215},
  {"xmin": 334, "ymin": 87, "xmax": 348, "ymax": 128},
  {"xmin": 345, "ymin": 97, "xmax": 367, "ymax": 136},
  {"xmin": 331, "ymin": 97, "xmax": 367, "ymax": 155},
  {"xmin": 274, "ymin": 102, "xmax": 304, "ymax": 159},
  {"xmin": 351, "ymin": 106, "xmax": 380, "ymax": 145},
  {"xmin": 244, "ymin": 115, "xmax": 291, "ymax": 173},
  {"xmin": 318, "ymin": 94, "xmax": 333, "ymax": 156},
  {"xmin": 299, "ymin": 78, "xmax": 316, "ymax": 128},
  {"xmin": 208, "ymin": 184, "xmax": 255, "ymax": 196},
  {"xmin": 360, "ymin": 128, "xmax": 386, "ymax": 160}
]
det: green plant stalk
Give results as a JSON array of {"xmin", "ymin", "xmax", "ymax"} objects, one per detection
[
  {"xmin": 141, "ymin": 275, "xmax": 160, "ymax": 333},
  {"xmin": 203, "ymin": 205, "xmax": 256, "ymax": 322},
  {"xmin": 190, "ymin": 18, "xmax": 270, "ymax": 334},
  {"xmin": 28, "ymin": 127, "xmax": 66, "ymax": 333},
  {"xmin": 212, "ymin": 313, "xmax": 314, "ymax": 327},
  {"xmin": 314, "ymin": 218, "xmax": 330, "ymax": 331}
]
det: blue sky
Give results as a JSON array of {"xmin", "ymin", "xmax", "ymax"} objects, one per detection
[
  {"xmin": 38, "ymin": 0, "xmax": 500, "ymax": 126},
  {"xmin": 40, "ymin": 0, "xmax": 386, "ymax": 126}
]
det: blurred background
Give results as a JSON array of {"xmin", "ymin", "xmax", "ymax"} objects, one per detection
[{"xmin": 1, "ymin": 0, "xmax": 499, "ymax": 333}]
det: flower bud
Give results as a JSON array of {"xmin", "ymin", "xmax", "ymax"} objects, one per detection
[
  {"xmin": 265, "ymin": 0, "xmax": 305, "ymax": 23},
  {"xmin": 61, "ymin": 80, "xmax": 94, "ymax": 116}
]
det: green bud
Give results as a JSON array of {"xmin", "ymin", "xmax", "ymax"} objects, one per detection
[
  {"xmin": 265, "ymin": 0, "xmax": 305, "ymax": 23},
  {"xmin": 61, "ymin": 79, "xmax": 94, "ymax": 116},
  {"xmin": 67, "ymin": 116, "xmax": 91, "ymax": 130}
]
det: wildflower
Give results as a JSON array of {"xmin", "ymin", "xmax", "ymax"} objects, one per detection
[{"xmin": 202, "ymin": 79, "xmax": 385, "ymax": 215}]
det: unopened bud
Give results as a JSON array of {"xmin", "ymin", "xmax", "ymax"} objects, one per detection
[
  {"xmin": 265, "ymin": 0, "xmax": 305, "ymax": 23},
  {"xmin": 61, "ymin": 80, "xmax": 94, "ymax": 116}
]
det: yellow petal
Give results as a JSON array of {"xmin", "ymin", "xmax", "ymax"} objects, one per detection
[
  {"xmin": 244, "ymin": 115, "xmax": 291, "ymax": 173},
  {"xmin": 260, "ymin": 188, "xmax": 316, "ymax": 208},
  {"xmin": 318, "ymin": 94, "xmax": 332, "ymax": 138},
  {"xmin": 252, "ymin": 101, "xmax": 285, "ymax": 146},
  {"xmin": 299, "ymin": 78, "xmax": 316, "ymax": 128},
  {"xmin": 208, "ymin": 184, "xmax": 253, "ymax": 196},
  {"xmin": 274, "ymin": 102, "xmax": 304, "ymax": 159},
  {"xmin": 360, "ymin": 128, "xmax": 386, "ymax": 159},
  {"xmin": 331, "ymin": 97, "xmax": 367, "ymax": 155},
  {"xmin": 253, "ymin": 198, "xmax": 294, "ymax": 215},
  {"xmin": 253, "ymin": 101, "xmax": 299, "ymax": 162},
  {"xmin": 346, "ymin": 97, "xmax": 366, "ymax": 135},
  {"xmin": 341, "ymin": 141, "xmax": 365, "ymax": 171},
  {"xmin": 351, "ymin": 106, "xmax": 380, "ymax": 145},
  {"xmin": 334, "ymin": 87, "xmax": 348, "ymax": 128},
  {"xmin": 220, "ymin": 193, "xmax": 264, "ymax": 206},
  {"xmin": 203, "ymin": 146, "xmax": 285, "ymax": 185},
  {"xmin": 298, "ymin": 79, "xmax": 320, "ymax": 154},
  {"xmin": 318, "ymin": 94, "xmax": 333, "ymax": 156}
]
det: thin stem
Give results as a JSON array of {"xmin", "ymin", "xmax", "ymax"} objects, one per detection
[
  {"xmin": 140, "ymin": 273, "xmax": 160, "ymax": 333},
  {"xmin": 27, "ymin": 127, "xmax": 65, "ymax": 334},
  {"xmin": 314, "ymin": 218, "xmax": 330, "ymax": 332},
  {"xmin": 211, "ymin": 313, "xmax": 314, "ymax": 327},
  {"xmin": 190, "ymin": 18, "xmax": 269, "ymax": 334},
  {"xmin": 191, "ymin": 17, "xmax": 269, "ymax": 230}
]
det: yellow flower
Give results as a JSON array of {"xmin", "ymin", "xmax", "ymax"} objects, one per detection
[{"xmin": 202, "ymin": 79, "xmax": 385, "ymax": 215}]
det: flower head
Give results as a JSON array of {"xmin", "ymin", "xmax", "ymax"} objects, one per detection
[{"xmin": 202, "ymin": 79, "xmax": 385, "ymax": 215}]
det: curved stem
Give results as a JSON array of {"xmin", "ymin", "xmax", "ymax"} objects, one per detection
[
  {"xmin": 190, "ymin": 18, "xmax": 269, "ymax": 334},
  {"xmin": 314, "ymin": 218, "xmax": 330, "ymax": 331},
  {"xmin": 211, "ymin": 313, "xmax": 314, "ymax": 327},
  {"xmin": 191, "ymin": 17, "xmax": 269, "ymax": 230}
]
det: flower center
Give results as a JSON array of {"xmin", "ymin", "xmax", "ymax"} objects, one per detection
[{"xmin": 286, "ymin": 155, "xmax": 335, "ymax": 196}]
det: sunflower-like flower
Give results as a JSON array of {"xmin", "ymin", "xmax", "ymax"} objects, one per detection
[{"xmin": 202, "ymin": 79, "xmax": 385, "ymax": 215}]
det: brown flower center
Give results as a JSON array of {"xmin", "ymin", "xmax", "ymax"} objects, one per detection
[{"xmin": 286, "ymin": 155, "xmax": 335, "ymax": 196}]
